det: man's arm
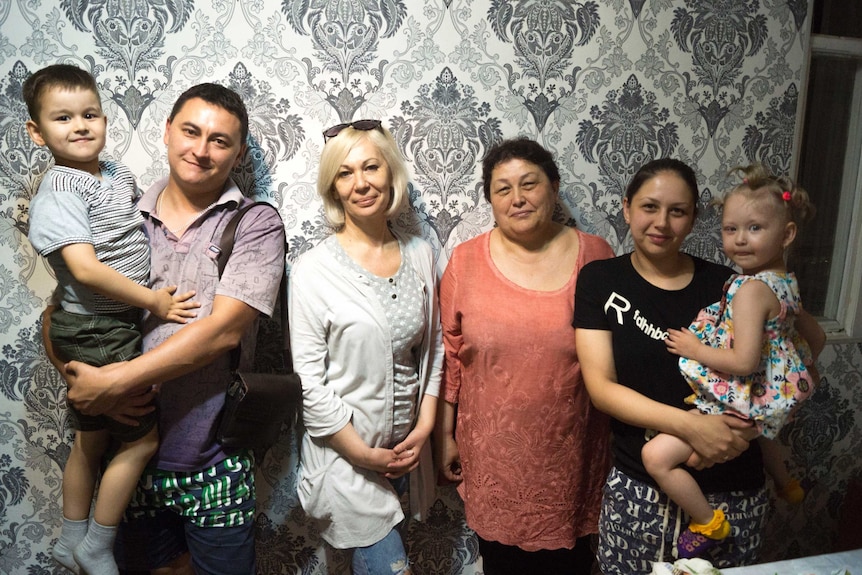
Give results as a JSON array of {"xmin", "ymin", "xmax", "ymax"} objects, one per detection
[
  {"xmin": 65, "ymin": 293, "xmax": 259, "ymax": 416},
  {"xmin": 60, "ymin": 243, "xmax": 198, "ymax": 322},
  {"xmin": 65, "ymin": 203, "xmax": 285, "ymax": 416}
]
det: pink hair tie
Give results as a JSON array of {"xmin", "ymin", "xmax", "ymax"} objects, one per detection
[
  {"xmin": 742, "ymin": 178, "xmax": 748, "ymax": 185},
  {"xmin": 782, "ymin": 191, "xmax": 792, "ymax": 202}
]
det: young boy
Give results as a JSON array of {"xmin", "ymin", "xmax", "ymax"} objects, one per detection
[{"xmin": 24, "ymin": 64, "xmax": 198, "ymax": 575}]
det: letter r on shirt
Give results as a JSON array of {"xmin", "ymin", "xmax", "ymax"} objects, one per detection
[{"xmin": 604, "ymin": 292, "xmax": 631, "ymax": 325}]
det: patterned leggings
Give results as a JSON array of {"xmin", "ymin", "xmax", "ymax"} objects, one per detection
[{"xmin": 597, "ymin": 467, "xmax": 768, "ymax": 575}]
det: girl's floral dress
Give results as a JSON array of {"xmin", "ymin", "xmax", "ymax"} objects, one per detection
[{"xmin": 679, "ymin": 271, "xmax": 814, "ymax": 439}]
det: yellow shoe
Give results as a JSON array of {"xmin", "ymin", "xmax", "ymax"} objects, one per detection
[
  {"xmin": 690, "ymin": 509, "xmax": 731, "ymax": 539},
  {"xmin": 777, "ymin": 479, "xmax": 805, "ymax": 504},
  {"xmin": 679, "ymin": 509, "xmax": 730, "ymax": 559}
]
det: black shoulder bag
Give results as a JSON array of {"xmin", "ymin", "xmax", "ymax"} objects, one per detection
[{"xmin": 215, "ymin": 202, "xmax": 302, "ymax": 453}]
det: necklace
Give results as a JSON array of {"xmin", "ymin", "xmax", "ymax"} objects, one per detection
[{"xmin": 156, "ymin": 192, "xmax": 217, "ymax": 236}]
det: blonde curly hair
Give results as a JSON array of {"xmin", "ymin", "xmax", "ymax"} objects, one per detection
[{"xmin": 716, "ymin": 163, "xmax": 815, "ymax": 226}]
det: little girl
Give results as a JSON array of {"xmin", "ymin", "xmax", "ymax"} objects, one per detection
[{"xmin": 644, "ymin": 163, "xmax": 826, "ymax": 560}]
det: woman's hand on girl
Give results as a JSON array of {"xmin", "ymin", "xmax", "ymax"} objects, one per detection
[{"xmin": 683, "ymin": 411, "xmax": 753, "ymax": 469}]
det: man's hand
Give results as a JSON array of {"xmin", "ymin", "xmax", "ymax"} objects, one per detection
[
  {"xmin": 64, "ymin": 360, "xmax": 129, "ymax": 416},
  {"xmin": 102, "ymin": 388, "xmax": 158, "ymax": 426}
]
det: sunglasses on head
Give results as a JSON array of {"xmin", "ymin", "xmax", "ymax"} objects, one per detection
[{"xmin": 322, "ymin": 119, "xmax": 383, "ymax": 142}]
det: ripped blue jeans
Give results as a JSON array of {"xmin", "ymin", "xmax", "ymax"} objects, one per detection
[
  {"xmin": 352, "ymin": 476, "xmax": 410, "ymax": 575},
  {"xmin": 352, "ymin": 528, "xmax": 410, "ymax": 575}
]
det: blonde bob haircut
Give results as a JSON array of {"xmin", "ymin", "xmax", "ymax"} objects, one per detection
[{"xmin": 316, "ymin": 124, "xmax": 409, "ymax": 230}]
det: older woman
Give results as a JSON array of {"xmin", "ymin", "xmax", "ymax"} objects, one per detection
[
  {"xmin": 434, "ymin": 138, "xmax": 612, "ymax": 575},
  {"xmin": 573, "ymin": 159, "xmax": 767, "ymax": 573},
  {"xmin": 288, "ymin": 120, "xmax": 443, "ymax": 575}
]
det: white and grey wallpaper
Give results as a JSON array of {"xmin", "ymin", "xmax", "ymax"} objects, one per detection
[{"xmin": 1, "ymin": 1, "xmax": 861, "ymax": 574}]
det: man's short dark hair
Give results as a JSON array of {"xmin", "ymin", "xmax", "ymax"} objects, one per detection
[
  {"xmin": 22, "ymin": 64, "xmax": 99, "ymax": 120},
  {"xmin": 168, "ymin": 83, "xmax": 249, "ymax": 144}
]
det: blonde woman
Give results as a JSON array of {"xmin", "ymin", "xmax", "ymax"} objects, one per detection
[{"xmin": 288, "ymin": 120, "xmax": 442, "ymax": 575}]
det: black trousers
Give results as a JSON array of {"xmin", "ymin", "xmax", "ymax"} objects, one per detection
[{"xmin": 477, "ymin": 534, "xmax": 596, "ymax": 575}]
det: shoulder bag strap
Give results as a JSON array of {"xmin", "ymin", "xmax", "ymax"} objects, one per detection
[{"xmin": 219, "ymin": 202, "xmax": 290, "ymax": 371}]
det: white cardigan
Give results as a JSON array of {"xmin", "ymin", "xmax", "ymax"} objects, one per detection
[{"xmin": 288, "ymin": 232, "xmax": 443, "ymax": 548}]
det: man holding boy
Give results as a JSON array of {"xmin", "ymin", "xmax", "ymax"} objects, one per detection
[{"xmin": 60, "ymin": 82, "xmax": 285, "ymax": 574}]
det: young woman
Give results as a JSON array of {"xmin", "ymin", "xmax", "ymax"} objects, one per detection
[{"xmin": 574, "ymin": 159, "xmax": 767, "ymax": 573}]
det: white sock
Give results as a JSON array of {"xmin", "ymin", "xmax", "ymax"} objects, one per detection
[
  {"xmin": 53, "ymin": 517, "xmax": 87, "ymax": 574},
  {"xmin": 73, "ymin": 519, "xmax": 119, "ymax": 575}
]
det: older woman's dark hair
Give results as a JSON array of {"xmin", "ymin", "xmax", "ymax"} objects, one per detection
[
  {"xmin": 482, "ymin": 138, "xmax": 561, "ymax": 201},
  {"xmin": 625, "ymin": 158, "xmax": 700, "ymax": 212}
]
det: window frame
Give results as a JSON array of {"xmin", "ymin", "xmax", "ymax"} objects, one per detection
[{"xmin": 794, "ymin": 33, "xmax": 862, "ymax": 341}]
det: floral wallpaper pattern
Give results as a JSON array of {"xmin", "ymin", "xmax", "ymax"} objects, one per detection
[{"xmin": 1, "ymin": 1, "xmax": 860, "ymax": 573}]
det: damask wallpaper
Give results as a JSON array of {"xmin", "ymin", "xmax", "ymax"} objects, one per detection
[{"xmin": 1, "ymin": 1, "xmax": 860, "ymax": 574}]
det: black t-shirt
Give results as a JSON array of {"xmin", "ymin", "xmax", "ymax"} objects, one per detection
[{"xmin": 574, "ymin": 254, "xmax": 764, "ymax": 492}]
